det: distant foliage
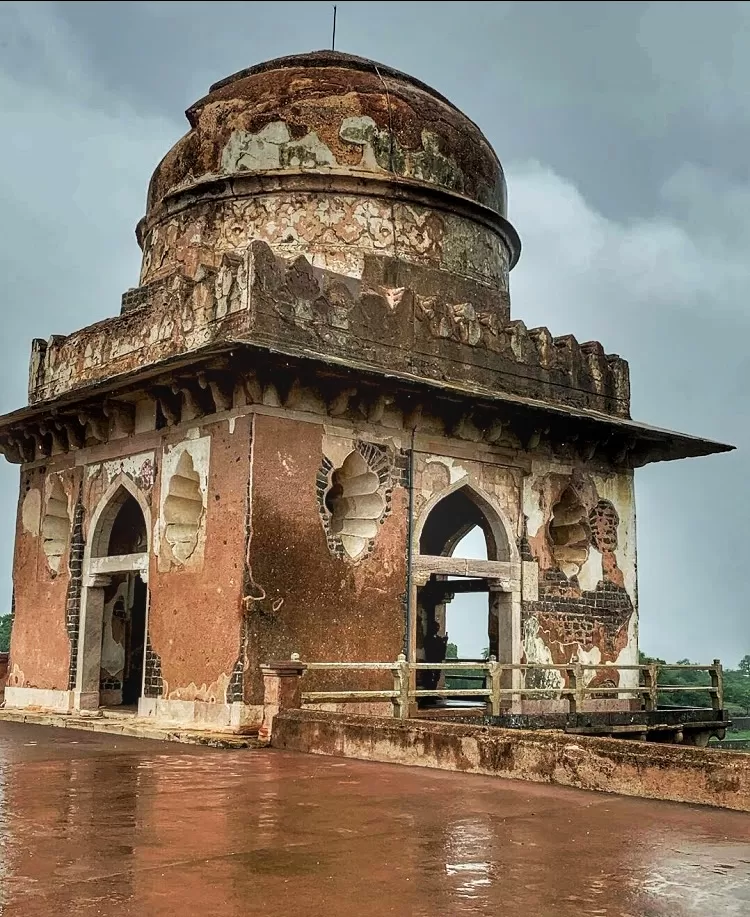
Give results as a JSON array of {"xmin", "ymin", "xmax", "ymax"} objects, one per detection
[
  {"xmin": 0, "ymin": 615, "xmax": 11, "ymax": 653},
  {"xmin": 640, "ymin": 651, "xmax": 750, "ymax": 713}
]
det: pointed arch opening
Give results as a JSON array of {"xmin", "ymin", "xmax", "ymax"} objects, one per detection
[
  {"xmin": 91, "ymin": 484, "xmax": 149, "ymax": 560},
  {"xmin": 76, "ymin": 477, "xmax": 151, "ymax": 712},
  {"xmin": 415, "ymin": 483, "xmax": 516, "ymax": 709},
  {"xmin": 419, "ymin": 485, "xmax": 511, "ymax": 562}
]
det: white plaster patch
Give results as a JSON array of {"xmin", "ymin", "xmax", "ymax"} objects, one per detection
[
  {"xmin": 228, "ymin": 417, "xmax": 236, "ymax": 434},
  {"xmin": 521, "ymin": 560, "xmax": 539, "ymax": 602},
  {"xmin": 522, "ymin": 478, "xmax": 545, "ymax": 541},
  {"xmin": 593, "ymin": 471, "xmax": 637, "ymax": 605},
  {"xmin": 613, "ymin": 612, "xmax": 640, "ymax": 690},
  {"xmin": 523, "ymin": 458, "xmax": 575, "ymax": 540},
  {"xmin": 102, "ymin": 452, "xmax": 156, "ymax": 491},
  {"xmin": 321, "ymin": 433, "xmax": 357, "ymax": 469},
  {"xmin": 577, "ymin": 548, "xmax": 604, "ymax": 593},
  {"xmin": 100, "ymin": 580, "xmax": 129, "ymax": 678},
  {"xmin": 522, "ymin": 617, "xmax": 564, "ymax": 690},
  {"xmin": 157, "ymin": 436, "xmax": 210, "ymax": 572},
  {"xmin": 575, "ymin": 644, "xmax": 603, "ymax": 688},
  {"xmin": 41, "ymin": 476, "xmax": 71, "ymax": 575},
  {"xmin": 4, "ymin": 687, "xmax": 75, "ymax": 712},
  {"xmin": 221, "ymin": 122, "xmax": 337, "ymax": 174},
  {"xmin": 221, "ymin": 122, "xmax": 291, "ymax": 172},
  {"xmin": 21, "ymin": 488, "xmax": 41, "ymax": 536},
  {"xmin": 424, "ymin": 456, "xmax": 467, "ymax": 490}
]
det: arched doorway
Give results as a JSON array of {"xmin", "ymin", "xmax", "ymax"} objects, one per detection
[
  {"xmin": 74, "ymin": 478, "xmax": 150, "ymax": 712},
  {"xmin": 414, "ymin": 484, "xmax": 518, "ymax": 708}
]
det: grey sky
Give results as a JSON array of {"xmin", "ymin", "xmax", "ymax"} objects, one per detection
[{"xmin": 0, "ymin": 1, "xmax": 746, "ymax": 665}]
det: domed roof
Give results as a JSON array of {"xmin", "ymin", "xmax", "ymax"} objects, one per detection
[{"xmin": 139, "ymin": 51, "xmax": 520, "ymax": 266}]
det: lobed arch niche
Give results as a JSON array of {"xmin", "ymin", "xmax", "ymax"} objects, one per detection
[
  {"xmin": 413, "ymin": 481, "xmax": 520, "ymax": 706},
  {"xmin": 75, "ymin": 475, "xmax": 151, "ymax": 712}
]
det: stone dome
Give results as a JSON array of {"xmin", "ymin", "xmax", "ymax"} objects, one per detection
[{"xmin": 137, "ymin": 51, "xmax": 520, "ymax": 290}]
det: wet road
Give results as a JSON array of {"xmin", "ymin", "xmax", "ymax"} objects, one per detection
[{"xmin": 0, "ymin": 722, "xmax": 747, "ymax": 916}]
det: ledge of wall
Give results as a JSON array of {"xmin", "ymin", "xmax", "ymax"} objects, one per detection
[{"xmin": 272, "ymin": 708, "xmax": 750, "ymax": 812}]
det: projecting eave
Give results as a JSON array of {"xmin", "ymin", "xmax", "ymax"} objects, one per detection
[
  {"xmin": 239, "ymin": 337, "xmax": 736, "ymax": 468},
  {"xmin": 0, "ymin": 338, "xmax": 735, "ymax": 469}
]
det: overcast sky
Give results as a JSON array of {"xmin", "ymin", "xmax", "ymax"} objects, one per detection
[{"xmin": 0, "ymin": 1, "xmax": 747, "ymax": 665}]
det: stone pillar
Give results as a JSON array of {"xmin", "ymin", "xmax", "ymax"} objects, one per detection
[
  {"xmin": 74, "ymin": 575, "xmax": 111, "ymax": 711},
  {"xmin": 259, "ymin": 656, "xmax": 306, "ymax": 743}
]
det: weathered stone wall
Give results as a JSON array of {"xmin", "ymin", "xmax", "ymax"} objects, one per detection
[
  {"xmin": 26, "ymin": 241, "xmax": 629, "ymax": 421},
  {"xmin": 521, "ymin": 459, "xmax": 638, "ymax": 694},
  {"xmin": 245, "ymin": 414, "xmax": 408, "ymax": 703},
  {"xmin": 5, "ymin": 382, "xmax": 638, "ymax": 722},
  {"xmin": 273, "ymin": 709, "xmax": 750, "ymax": 812},
  {"xmin": 147, "ymin": 416, "xmax": 250, "ymax": 710},
  {"xmin": 8, "ymin": 466, "xmax": 79, "ymax": 693}
]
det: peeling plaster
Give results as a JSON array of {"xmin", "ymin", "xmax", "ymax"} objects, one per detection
[
  {"xmin": 21, "ymin": 488, "xmax": 41, "ymax": 537},
  {"xmin": 522, "ymin": 617, "xmax": 564, "ymax": 690},
  {"xmin": 100, "ymin": 580, "xmax": 130, "ymax": 679},
  {"xmin": 578, "ymin": 548, "xmax": 604, "ymax": 593},
  {"xmin": 592, "ymin": 472, "xmax": 637, "ymax": 606},
  {"xmin": 423, "ymin": 456, "xmax": 467, "ymax": 492},
  {"xmin": 157, "ymin": 436, "xmax": 210, "ymax": 572},
  {"xmin": 101, "ymin": 452, "xmax": 156, "ymax": 492},
  {"xmin": 168, "ymin": 671, "xmax": 231, "ymax": 704}
]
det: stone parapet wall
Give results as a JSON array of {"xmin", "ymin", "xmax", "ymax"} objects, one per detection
[
  {"xmin": 272, "ymin": 708, "xmax": 750, "ymax": 812},
  {"xmin": 27, "ymin": 241, "xmax": 629, "ymax": 418}
]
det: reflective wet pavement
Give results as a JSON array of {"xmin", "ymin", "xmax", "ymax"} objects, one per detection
[{"xmin": 0, "ymin": 722, "xmax": 748, "ymax": 916}]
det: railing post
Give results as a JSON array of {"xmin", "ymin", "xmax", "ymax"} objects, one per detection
[
  {"xmin": 393, "ymin": 654, "xmax": 410, "ymax": 719},
  {"xmin": 259, "ymin": 653, "xmax": 306, "ymax": 744},
  {"xmin": 487, "ymin": 655, "xmax": 501, "ymax": 717},
  {"xmin": 569, "ymin": 663, "xmax": 584, "ymax": 714},
  {"xmin": 642, "ymin": 663, "xmax": 658, "ymax": 712},
  {"xmin": 711, "ymin": 659, "xmax": 724, "ymax": 713}
]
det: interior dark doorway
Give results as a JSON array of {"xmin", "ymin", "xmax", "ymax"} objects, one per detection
[
  {"xmin": 122, "ymin": 575, "xmax": 147, "ymax": 706},
  {"xmin": 94, "ymin": 486, "xmax": 150, "ymax": 709}
]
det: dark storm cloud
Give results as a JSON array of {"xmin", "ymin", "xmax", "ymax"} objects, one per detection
[{"xmin": 0, "ymin": 1, "xmax": 746, "ymax": 663}]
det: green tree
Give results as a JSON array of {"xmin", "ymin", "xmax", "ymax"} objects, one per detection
[
  {"xmin": 738, "ymin": 655, "xmax": 750, "ymax": 678},
  {"xmin": 0, "ymin": 615, "xmax": 11, "ymax": 653}
]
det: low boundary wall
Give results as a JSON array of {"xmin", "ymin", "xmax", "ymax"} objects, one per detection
[{"xmin": 272, "ymin": 708, "xmax": 750, "ymax": 812}]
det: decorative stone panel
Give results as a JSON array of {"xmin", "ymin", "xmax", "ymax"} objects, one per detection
[{"xmin": 318, "ymin": 441, "xmax": 394, "ymax": 562}]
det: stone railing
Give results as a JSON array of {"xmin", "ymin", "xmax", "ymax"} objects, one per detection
[{"xmin": 259, "ymin": 655, "xmax": 724, "ymax": 738}]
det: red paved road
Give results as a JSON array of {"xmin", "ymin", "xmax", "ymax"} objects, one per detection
[{"xmin": 0, "ymin": 721, "xmax": 747, "ymax": 916}]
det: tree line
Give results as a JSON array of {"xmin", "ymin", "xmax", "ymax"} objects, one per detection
[
  {"xmin": 445, "ymin": 642, "xmax": 750, "ymax": 711},
  {"xmin": 639, "ymin": 651, "xmax": 750, "ymax": 714},
  {"xmin": 0, "ymin": 614, "xmax": 10, "ymax": 653}
]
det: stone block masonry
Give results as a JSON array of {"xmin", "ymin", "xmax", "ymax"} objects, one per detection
[{"xmin": 272, "ymin": 708, "xmax": 750, "ymax": 812}]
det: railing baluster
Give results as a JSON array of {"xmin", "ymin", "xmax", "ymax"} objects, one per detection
[
  {"xmin": 287, "ymin": 657, "xmax": 724, "ymax": 714},
  {"xmin": 487, "ymin": 655, "xmax": 501, "ymax": 717},
  {"xmin": 394, "ymin": 654, "xmax": 409, "ymax": 719},
  {"xmin": 711, "ymin": 659, "xmax": 723, "ymax": 713},
  {"xmin": 642, "ymin": 663, "xmax": 658, "ymax": 712}
]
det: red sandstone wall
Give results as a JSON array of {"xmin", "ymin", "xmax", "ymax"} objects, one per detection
[
  {"xmin": 9, "ymin": 466, "xmax": 79, "ymax": 691},
  {"xmin": 147, "ymin": 416, "xmax": 250, "ymax": 702},
  {"xmin": 246, "ymin": 415, "xmax": 408, "ymax": 703}
]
